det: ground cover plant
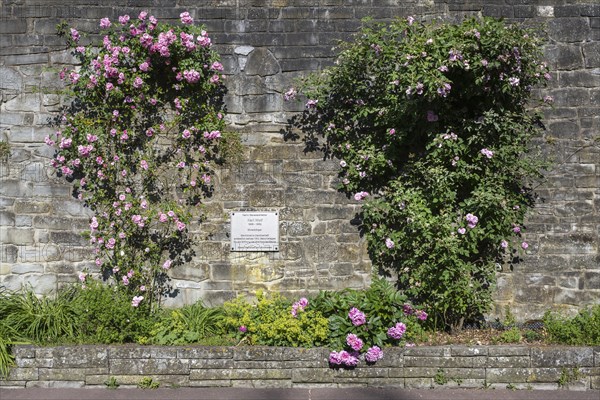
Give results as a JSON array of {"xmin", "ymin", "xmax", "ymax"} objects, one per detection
[
  {"xmin": 220, "ymin": 291, "xmax": 330, "ymax": 348},
  {"xmin": 291, "ymin": 16, "xmax": 553, "ymax": 332},
  {"xmin": 543, "ymin": 305, "xmax": 600, "ymax": 346}
]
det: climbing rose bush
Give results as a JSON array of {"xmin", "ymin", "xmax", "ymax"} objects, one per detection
[
  {"xmin": 295, "ymin": 17, "xmax": 551, "ymax": 331},
  {"xmin": 51, "ymin": 11, "xmax": 239, "ymax": 309}
]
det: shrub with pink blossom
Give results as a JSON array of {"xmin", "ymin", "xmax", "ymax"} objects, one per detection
[
  {"xmin": 53, "ymin": 12, "xmax": 240, "ymax": 309},
  {"xmin": 313, "ymin": 278, "xmax": 427, "ymax": 368},
  {"xmin": 295, "ymin": 16, "xmax": 551, "ymax": 332}
]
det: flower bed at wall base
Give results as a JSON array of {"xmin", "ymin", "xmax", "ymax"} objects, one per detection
[{"xmin": 0, "ymin": 282, "xmax": 599, "ymax": 379}]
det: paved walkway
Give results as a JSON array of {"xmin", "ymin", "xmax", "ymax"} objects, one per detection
[{"xmin": 1, "ymin": 387, "xmax": 599, "ymax": 400}]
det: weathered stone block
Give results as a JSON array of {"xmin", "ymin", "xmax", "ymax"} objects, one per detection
[
  {"xmin": 230, "ymin": 368, "xmax": 291, "ymax": 380},
  {"xmin": 188, "ymin": 379, "xmax": 233, "ymax": 387},
  {"xmin": 32, "ymin": 216, "xmax": 87, "ymax": 230},
  {"xmin": 7, "ymin": 368, "xmax": 38, "ymax": 381},
  {"xmin": 531, "ymin": 347, "xmax": 594, "ymax": 368},
  {"xmin": 487, "ymin": 346, "xmax": 530, "ymax": 357},
  {"xmin": 14, "ymin": 215, "xmax": 31, "ymax": 227},
  {"xmin": 510, "ymin": 3, "xmax": 533, "ymax": 16},
  {"xmin": 242, "ymin": 94, "xmax": 282, "ymax": 113},
  {"xmin": 3, "ymin": 93, "xmax": 42, "ymax": 113},
  {"xmin": 328, "ymin": 262, "xmax": 352, "ymax": 276},
  {"xmin": 583, "ymin": 272, "xmax": 600, "ymax": 290},
  {"xmin": 541, "ymin": 233, "xmax": 597, "ymax": 255},
  {"xmin": 404, "ymin": 347, "xmax": 450, "ymax": 357},
  {"xmin": 210, "ymin": 263, "xmax": 248, "ymax": 282},
  {"xmin": 303, "ymin": 235, "xmax": 339, "ymax": 263},
  {"xmin": 48, "ymin": 231, "xmax": 87, "ymax": 246},
  {"xmin": 548, "ymin": 88, "xmax": 591, "ymax": 108},
  {"xmin": 228, "ymin": 74, "xmax": 266, "ymax": 96},
  {"xmin": 487, "ymin": 356, "xmax": 531, "ymax": 368},
  {"xmin": 583, "ymin": 42, "xmax": 600, "ymax": 67},
  {"xmin": 170, "ymin": 263, "xmax": 210, "ymax": 281},
  {"xmin": 11, "ymin": 263, "xmax": 44, "ymax": 274},
  {"xmin": 548, "ymin": 18, "xmax": 591, "ymax": 42},
  {"xmin": 248, "ymin": 188, "xmax": 284, "ymax": 207},
  {"xmin": 25, "ymin": 380, "xmax": 85, "ymax": 388},
  {"xmin": 405, "ymin": 356, "xmax": 486, "ymax": 369},
  {"xmin": 0, "ymin": 67, "xmax": 23, "ymax": 92},
  {"xmin": 284, "ymin": 189, "xmax": 331, "ymax": 208},
  {"xmin": 332, "ymin": 367, "xmax": 388, "ymax": 379},
  {"xmin": 238, "ymin": 360, "xmax": 322, "ymax": 369},
  {"xmin": 233, "ymin": 347, "xmax": 289, "ymax": 361},
  {"xmin": 515, "ymin": 285, "xmax": 557, "ymax": 304},
  {"xmin": 31, "ymin": 183, "xmax": 71, "ymax": 197},
  {"xmin": 188, "ymin": 358, "xmax": 233, "ymax": 369},
  {"xmin": 404, "ymin": 377, "xmax": 433, "ymax": 388},
  {"xmin": 0, "ymin": 229, "xmax": 35, "ymax": 249},
  {"xmin": 35, "ymin": 347, "xmax": 105, "ymax": 368},
  {"xmin": 486, "ymin": 367, "xmax": 533, "ymax": 383},
  {"xmin": 0, "ymin": 19, "xmax": 27, "ymax": 34},
  {"xmin": 549, "ymin": 121, "xmax": 580, "ymax": 138},
  {"xmin": 281, "ymin": 221, "xmax": 311, "ymax": 237},
  {"xmin": 38, "ymin": 368, "xmax": 107, "ymax": 381},
  {"xmin": 249, "ymin": 379, "xmax": 292, "ymax": 388},
  {"xmin": 244, "ymin": 48, "xmax": 280, "ymax": 76},
  {"xmin": 279, "ymin": 241, "xmax": 303, "ymax": 261},
  {"xmin": 110, "ymin": 358, "xmax": 189, "ymax": 375},
  {"xmin": 0, "ymin": 210, "xmax": 15, "ymax": 226},
  {"xmin": 177, "ymin": 346, "xmax": 233, "ymax": 360},
  {"xmin": 190, "ymin": 368, "xmax": 233, "ymax": 380}
]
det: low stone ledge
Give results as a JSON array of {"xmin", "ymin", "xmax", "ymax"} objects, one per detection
[{"xmin": 2, "ymin": 345, "xmax": 599, "ymax": 391}]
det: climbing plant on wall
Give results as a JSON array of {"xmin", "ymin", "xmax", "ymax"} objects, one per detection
[
  {"xmin": 50, "ymin": 11, "xmax": 240, "ymax": 309},
  {"xmin": 294, "ymin": 16, "xmax": 552, "ymax": 331}
]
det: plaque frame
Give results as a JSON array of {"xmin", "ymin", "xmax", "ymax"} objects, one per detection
[{"xmin": 230, "ymin": 211, "xmax": 279, "ymax": 252}]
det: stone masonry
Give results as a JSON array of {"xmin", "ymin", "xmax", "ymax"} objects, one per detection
[
  {"xmin": 0, "ymin": 0, "xmax": 598, "ymax": 320},
  {"xmin": 1, "ymin": 344, "xmax": 599, "ymax": 390}
]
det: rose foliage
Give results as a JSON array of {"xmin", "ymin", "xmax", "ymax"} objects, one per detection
[
  {"xmin": 296, "ymin": 17, "xmax": 551, "ymax": 331},
  {"xmin": 51, "ymin": 11, "xmax": 240, "ymax": 309}
]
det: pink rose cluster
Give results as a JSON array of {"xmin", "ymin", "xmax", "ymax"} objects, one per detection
[
  {"xmin": 203, "ymin": 130, "xmax": 221, "ymax": 140},
  {"xmin": 291, "ymin": 297, "xmax": 308, "ymax": 317},
  {"xmin": 402, "ymin": 303, "xmax": 428, "ymax": 321},
  {"xmin": 329, "ymin": 350, "xmax": 359, "ymax": 367},
  {"xmin": 465, "ymin": 213, "xmax": 478, "ymax": 229},
  {"xmin": 284, "ymin": 87, "xmax": 297, "ymax": 101},
  {"xmin": 346, "ymin": 333, "xmax": 363, "ymax": 351},
  {"xmin": 131, "ymin": 295, "xmax": 144, "ymax": 307},
  {"xmin": 183, "ymin": 69, "xmax": 201, "ymax": 83},
  {"xmin": 348, "ymin": 307, "xmax": 366, "ymax": 326},
  {"xmin": 328, "ymin": 307, "xmax": 386, "ymax": 367},
  {"xmin": 354, "ymin": 191, "xmax": 369, "ymax": 201},
  {"xmin": 364, "ymin": 345, "xmax": 384, "ymax": 363},
  {"xmin": 387, "ymin": 322, "xmax": 407, "ymax": 339}
]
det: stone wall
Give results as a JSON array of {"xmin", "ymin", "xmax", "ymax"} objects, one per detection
[
  {"xmin": 2, "ymin": 344, "xmax": 599, "ymax": 390},
  {"xmin": 0, "ymin": 0, "xmax": 598, "ymax": 319}
]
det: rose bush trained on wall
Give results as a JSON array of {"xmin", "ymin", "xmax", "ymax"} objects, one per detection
[
  {"xmin": 295, "ymin": 17, "xmax": 552, "ymax": 331},
  {"xmin": 51, "ymin": 11, "xmax": 239, "ymax": 309}
]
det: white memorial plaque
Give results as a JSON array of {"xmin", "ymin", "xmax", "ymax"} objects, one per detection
[{"xmin": 230, "ymin": 211, "xmax": 279, "ymax": 251}]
